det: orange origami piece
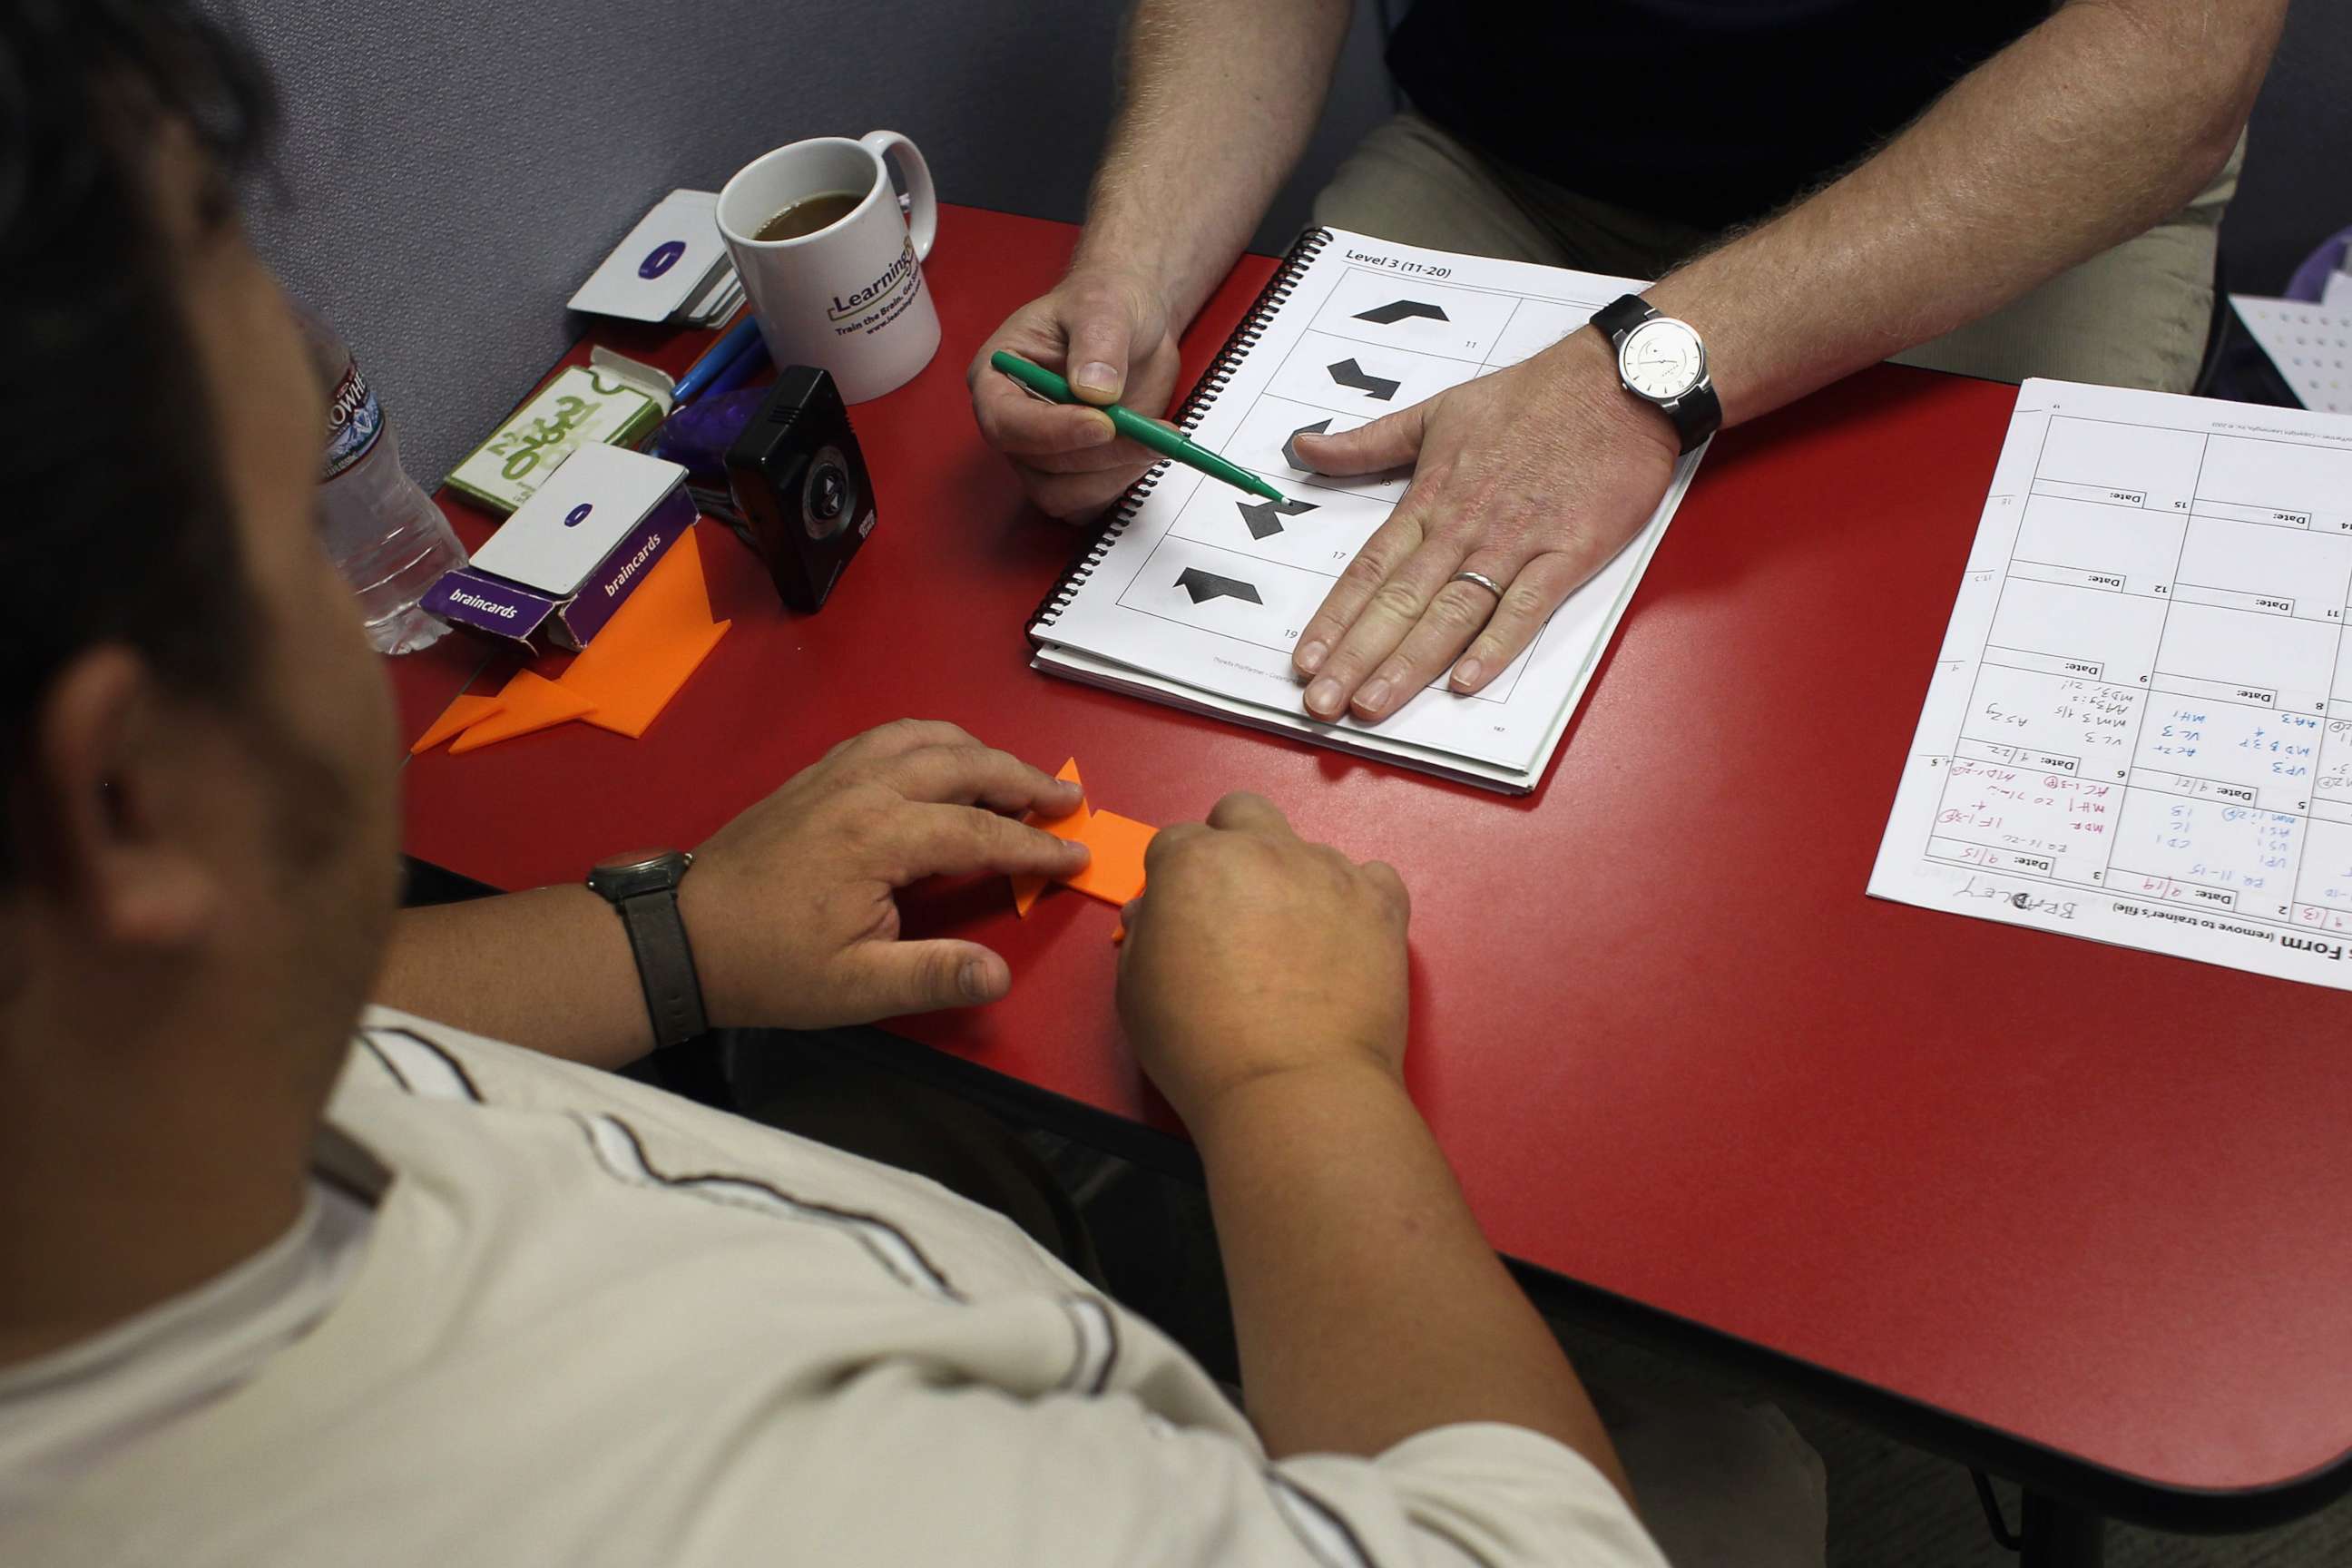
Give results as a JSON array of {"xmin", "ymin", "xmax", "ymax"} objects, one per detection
[
  {"xmin": 409, "ymin": 691, "xmax": 506, "ymax": 754},
  {"xmin": 1011, "ymin": 758, "xmax": 1157, "ymax": 937},
  {"xmin": 447, "ymin": 669, "xmax": 595, "ymax": 753},
  {"xmin": 1064, "ymin": 810, "xmax": 1153, "ymax": 906},
  {"xmin": 559, "ymin": 524, "xmax": 731, "ymax": 738},
  {"xmin": 421, "ymin": 524, "xmax": 731, "ymax": 757},
  {"xmin": 1011, "ymin": 759, "xmax": 1087, "ymax": 917}
]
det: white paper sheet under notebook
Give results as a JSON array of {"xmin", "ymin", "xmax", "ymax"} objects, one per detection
[
  {"xmin": 1026, "ymin": 227, "xmax": 1703, "ymax": 792},
  {"xmin": 1870, "ymin": 377, "xmax": 2352, "ymax": 989}
]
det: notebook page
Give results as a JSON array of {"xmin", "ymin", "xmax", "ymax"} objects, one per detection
[
  {"xmin": 1870, "ymin": 378, "xmax": 2352, "ymax": 990},
  {"xmin": 1030, "ymin": 229, "xmax": 1702, "ymax": 780}
]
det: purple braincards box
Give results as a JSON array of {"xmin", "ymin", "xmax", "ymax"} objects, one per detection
[{"xmin": 421, "ymin": 442, "xmax": 694, "ymax": 652}]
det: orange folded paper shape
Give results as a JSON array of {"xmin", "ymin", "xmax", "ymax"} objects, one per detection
[
  {"xmin": 447, "ymin": 669, "xmax": 595, "ymax": 753},
  {"xmin": 409, "ymin": 692, "xmax": 506, "ymax": 754},
  {"xmin": 1011, "ymin": 758, "xmax": 1157, "ymax": 933},
  {"xmin": 1013, "ymin": 758, "xmax": 1089, "ymax": 916},
  {"xmin": 560, "ymin": 524, "xmax": 731, "ymax": 739},
  {"xmin": 1063, "ymin": 810, "xmax": 1153, "ymax": 906}
]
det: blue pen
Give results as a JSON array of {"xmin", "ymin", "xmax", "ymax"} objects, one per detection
[
  {"xmin": 701, "ymin": 337, "xmax": 771, "ymax": 398},
  {"xmin": 673, "ymin": 316, "xmax": 760, "ymax": 403}
]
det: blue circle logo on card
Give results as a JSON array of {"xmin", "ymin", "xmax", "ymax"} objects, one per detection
[
  {"xmin": 639, "ymin": 240, "xmax": 685, "ymax": 279},
  {"xmin": 564, "ymin": 503, "xmax": 593, "ymax": 528}
]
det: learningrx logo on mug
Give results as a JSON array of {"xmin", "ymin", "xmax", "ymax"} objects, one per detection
[{"xmin": 827, "ymin": 237, "xmax": 918, "ymax": 329}]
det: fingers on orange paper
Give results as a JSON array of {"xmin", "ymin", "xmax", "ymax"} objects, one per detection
[
  {"xmin": 1009, "ymin": 757, "xmax": 1158, "ymax": 935},
  {"xmin": 1063, "ymin": 811, "xmax": 1154, "ymax": 906},
  {"xmin": 1013, "ymin": 758, "xmax": 1083, "ymax": 917},
  {"xmin": 1030, "ymin": 757, "xmax": 1091, "ymax": 838}
]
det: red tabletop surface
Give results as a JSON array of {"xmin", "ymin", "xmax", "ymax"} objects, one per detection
[{"xmin": 397, "ymin": 204, "xmax": 2352, "ymax": 1501}]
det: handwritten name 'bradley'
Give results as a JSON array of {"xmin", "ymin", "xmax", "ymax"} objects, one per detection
[{"xmin": 828, "ymin": 240, "xmax": 916, "ymax": 321}]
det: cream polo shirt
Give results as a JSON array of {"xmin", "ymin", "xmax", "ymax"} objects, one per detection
[{"xmin": 2, "ymin": 1007, "xmax": 1666, "ymax": 1568}]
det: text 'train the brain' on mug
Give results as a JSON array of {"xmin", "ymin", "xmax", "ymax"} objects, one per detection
[{"xmin": 717, "ymin": 132, "xmax": 939, "ymax": 404}]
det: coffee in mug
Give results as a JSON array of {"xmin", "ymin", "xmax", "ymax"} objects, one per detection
[
  {"xmin": 753, "ymin": 191, "xmax": 863, "ymax": 243},
  {"xmin": 717, "ymin": 132, "xmax": 940, "ymax": 404}
]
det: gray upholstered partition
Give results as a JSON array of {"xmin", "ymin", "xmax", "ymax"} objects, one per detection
[
  {"xmin": 2229, "ymin": 0, "xmax": 2352, "ymax": 294},
  {"xmin": 232, "ymin": 0, "xmax": 1400, "ymax": 486}
]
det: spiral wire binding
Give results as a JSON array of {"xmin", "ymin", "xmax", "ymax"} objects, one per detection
[{"xmin": 1026, "ymin": 226, "xmax": 1335, "ymax": 638}]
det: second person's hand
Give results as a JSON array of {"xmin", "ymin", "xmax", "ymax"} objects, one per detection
[
  {"xmin": 1115, "ymin": 792, "xmax": 1410, "ymax": 1128},
  {"xmin": 967, "ymin": 265, "xmax": 1185, "ymax": 520},
  {"xmin": 680, "ymin": 720, "xmax": 1089, "ymax": 1029}
]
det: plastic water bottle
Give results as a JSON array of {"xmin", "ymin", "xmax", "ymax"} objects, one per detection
[{"xmin": 296, "ymin": 306, "xmax": 466, "ymax": 653}]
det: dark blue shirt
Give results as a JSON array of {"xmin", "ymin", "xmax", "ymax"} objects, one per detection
[{"xmin": 1387, "ymin": 0, "xmax": 2050, "ymax": 229}]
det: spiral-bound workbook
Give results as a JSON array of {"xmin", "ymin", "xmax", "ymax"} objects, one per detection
[{"xmin": 1025, "ymin": 228, "xmax": 1708, "ymax": 792}]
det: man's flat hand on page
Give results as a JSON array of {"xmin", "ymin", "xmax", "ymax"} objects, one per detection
[{"xmin": 1287, "ymin": 328, "xmax": 1679, "ymax": 724}]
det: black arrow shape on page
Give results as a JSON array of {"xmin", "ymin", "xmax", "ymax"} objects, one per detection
[
  {"xmin": 1281, "ymin": 419, "xmax": 1332, "ymax": 469},
  {"xmin": 1235, "ymin": 497, "xmax": 1319, "ymax": 540},
  {"xmin": 1327, "ymin": 358, "xmax": 1401, "ymax": 400},
  {"xmin": 1354, "ymin": 299, "xmax": 1449, "ymax": 325},
  {"xmin": 1175, "ymin": 568, "xmax": 1264, "ymax": 606}
]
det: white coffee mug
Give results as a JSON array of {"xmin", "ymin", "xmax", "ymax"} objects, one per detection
[{"xmin": 716, "ymin": 132, "xmax": 939, "ymax": 405}]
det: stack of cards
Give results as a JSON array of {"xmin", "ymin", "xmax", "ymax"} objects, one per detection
[
  {"xmin": 422, "ymin": 444, "xmax": 697, "ymax": 652},
  {"xmin": 568, "ymin": 189, "xmax": 740, "ymax": 327},
  {"xmin": 445, "ymin": 350, "xmax": 674, "ymax": 514}
]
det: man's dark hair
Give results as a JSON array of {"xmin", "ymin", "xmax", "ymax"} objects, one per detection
[{"xmin": 0, "ymin": 0, "xmax": 278, "ymax": 877}]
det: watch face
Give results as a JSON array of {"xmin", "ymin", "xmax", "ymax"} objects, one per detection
[
  {"xmin": 1619, "ymin": 318, "xmax": 1705, "ymax": 402},
  {"xmin": 593, "ymin": 848, "xmax": 680, "ymax": 876},
  {"xmin": 588, "ymin": 848, "xmax": 691, "ymax": 901}
]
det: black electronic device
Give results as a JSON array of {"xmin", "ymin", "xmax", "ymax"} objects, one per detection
[{"xmin": 720, "ymin": 366, "xmax": 877, "ymax": 612}]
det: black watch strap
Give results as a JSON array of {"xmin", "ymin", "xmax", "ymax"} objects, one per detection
[
  {"xmin": 1591, "ymin": 293, "xmax": 1721, "ymax": 456},
  {"xmin": 612, "ymin": 887, "xmax": 708, "ymax": 1049},
  {"xmin": 1591, "ymin": 292, "xmax": 1655, "ymax": 345},
  {"xmin": 587, "ymin": 852, "xmax": 709, "ymax": 1051}
]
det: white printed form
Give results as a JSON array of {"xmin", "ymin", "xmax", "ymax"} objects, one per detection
[
  {"xmin": 1030, "ymin": 230, "xmax": 1700, "ymax": 783},
  {"xmin": 1870, "ymin": 378, "xmax": 2352, "ymax": 988}
]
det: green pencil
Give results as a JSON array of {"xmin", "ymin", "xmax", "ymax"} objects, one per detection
[{"xmin": 990, "ymin": 350, "xmax": 1288, "ymax": 504}]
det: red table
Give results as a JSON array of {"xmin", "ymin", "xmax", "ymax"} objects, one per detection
[{"xmin": 398, "ymin": 204, "xmax": 2352, "ymax": 1536}]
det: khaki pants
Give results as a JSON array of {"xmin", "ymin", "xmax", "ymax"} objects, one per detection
[{"xmin": 1312, "ymin": 112, "xmax": 2241, "ymax": 393}]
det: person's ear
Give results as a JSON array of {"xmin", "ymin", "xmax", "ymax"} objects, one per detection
[{"xmin": 20, "ymin": 645, "xmax": 225, "ymax": 948}]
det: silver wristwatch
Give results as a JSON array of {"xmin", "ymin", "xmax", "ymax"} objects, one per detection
[{"xmin": 1590, "ymin": 294, "xmax": 1721, "ymax": 454}]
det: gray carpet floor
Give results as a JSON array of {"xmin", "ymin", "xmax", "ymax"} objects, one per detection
[{"xmin": 1553, "ymin": 1319, "xmax": 2352, "ymax": 1567}]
